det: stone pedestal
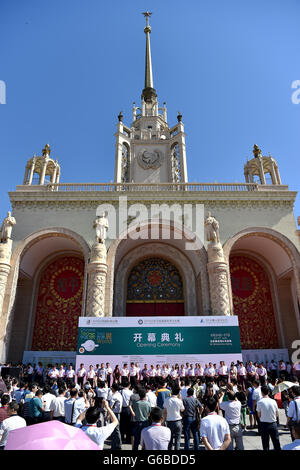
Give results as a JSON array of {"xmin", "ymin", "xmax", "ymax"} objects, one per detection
[
  {"xmin": 86, "ymin": 242, "xmax": 108, "ymax": 317},
  {"xmin": 207, "ymin": 242, "xmax": 231, "ymax": 316}
]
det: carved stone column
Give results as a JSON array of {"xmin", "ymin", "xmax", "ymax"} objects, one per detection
[
  {"xmin": 0, "ymin": 240, "xmax": 13, "ymax": 316},
  {"xmin": 207, "ymin": 242, "xmax": 231, "ymax": 316},
  {"xmin": 86, "ymin": 242, "xmax": 108, "ymax": 317}
]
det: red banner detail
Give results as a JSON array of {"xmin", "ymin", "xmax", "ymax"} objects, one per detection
[
  {"xmin": 230, "ymin": 255, "xmax": 279, "ymax": 350},
  {"xmin": 31, "ymin": 256, "xmax": 84, "ymax": 351}
]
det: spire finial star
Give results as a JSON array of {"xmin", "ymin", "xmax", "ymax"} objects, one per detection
[
  {"xmin": 142, "ymin": 11, "xmax": 152, "ymax": 33},
  {"xmin": 142, "ymin": 11, "xmax": 152, "ymax": 22}
]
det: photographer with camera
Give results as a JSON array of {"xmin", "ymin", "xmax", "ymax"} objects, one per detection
[
  {"xmin": 75, "ymin": 399, "xmax": 118, "ymax": 449},
  {"xmin": 218, "ymin": 386, "xmax": 244, "ymax": 450}
]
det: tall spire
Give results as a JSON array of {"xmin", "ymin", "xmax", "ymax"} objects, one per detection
[{"xmin": 142, "ymin": 12, "xmax": 157, "ymax": 103}]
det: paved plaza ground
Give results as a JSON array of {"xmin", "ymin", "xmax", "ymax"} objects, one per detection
[{"xmin": 103, "ymin": 409, "xmax": 292, "ymax": 451}]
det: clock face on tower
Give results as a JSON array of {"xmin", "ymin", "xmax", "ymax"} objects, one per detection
[{"xmin": 137, "ymin": 149, "xmax": 163, "ymax": 170}]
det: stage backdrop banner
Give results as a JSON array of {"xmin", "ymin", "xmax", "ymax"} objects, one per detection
[{"xmin": 76, "ymin": 316, "xmax": 242, "ymax": 371}]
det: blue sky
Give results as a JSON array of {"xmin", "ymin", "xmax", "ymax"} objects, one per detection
[{"xmin": 0, "ymin": 0, "xmax": 300, "ymax": 223}]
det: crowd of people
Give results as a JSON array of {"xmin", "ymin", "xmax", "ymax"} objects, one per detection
[{"xmin": 0, "ymin": 358, "xmax": 299, "ymax": 450}]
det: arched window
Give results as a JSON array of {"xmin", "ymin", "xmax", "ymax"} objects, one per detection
[
  {"xmin": 126, "ymin": 257, "xmax": 184, "ymax": 316},
  {"xmin": 31, "ymin": 256, "xmax": 84, "ymax": 351}
]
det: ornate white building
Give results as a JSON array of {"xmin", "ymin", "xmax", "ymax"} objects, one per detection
[{"xmin": 0, "ymin": 15, "xmax": 300, "ymax": 364}]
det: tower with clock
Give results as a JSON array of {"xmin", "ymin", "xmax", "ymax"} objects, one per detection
[{"xmin": 114, "ymin": 12, "xmax": 188, "ymax": 185}]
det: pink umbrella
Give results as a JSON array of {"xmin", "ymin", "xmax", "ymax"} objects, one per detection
[{"xmin": 5, "ymin": 420, "xmax": 100, "ymax": 450}]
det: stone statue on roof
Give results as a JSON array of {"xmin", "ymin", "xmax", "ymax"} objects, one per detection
[
  {"xmin": 0, "ymin": 211, "xmax": 16, "ymax": 243},
  {"xmin": 94, "ymin": 212, "xmax": 109, "ymax": 244}
]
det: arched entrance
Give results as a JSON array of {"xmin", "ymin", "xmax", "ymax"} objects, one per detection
[
  {"xmin": 126, "ymin": 257, "xmax": 184, "ymax": 316},
  {"xmin": 224, "ymin": 227, "xmax": 300, "ymax": 353},
  {"xmin": 230, "ymin": 254, "xmax": 279, "ymax": 349},
  {"xmin": 31, "ymin": 255, "xmax": 85, "ymax": 351}
]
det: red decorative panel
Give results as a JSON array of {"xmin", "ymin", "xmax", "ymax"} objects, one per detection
[
  {"xmin": 230, "ymin": 255, "xmax": 279, "ymax": 350},
  {"xmin": 31, "ymin": 256, "xmax": 84, "ymax": 351}
]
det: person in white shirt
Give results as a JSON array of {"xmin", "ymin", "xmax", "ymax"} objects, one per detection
[
  {"xmin": 188, "ymin": 364, "xmax": 195, "ymax": 380},
  {"xmin": 42, "ymin": 385, "xmax": 56, "ymax": 421},
  {"xmin": 219, "ymin": 390, "xmax": 244, "ymax": 450},
  {"xmin": 129, "ymin": 362, "xmax": 138, "ymax": 388},
  {"xmin": 135, "ymin": 363, "xmax": 141, "ymax": 383},
  {"xmin": 170, "ymin": 366, "xmax": 178, "ymax": 383},
  {"xmin": 95, "ymin": 380, "xmax": 110, "ymax": 400},
  {"xmin": 0, "ymin": 401, "xmax": 26, "ymax": 449},
  {"xmin": 257, "ymin": 363, "xmax": 267, "ymax": 385},
  {"xmin": 252, "ymin": 380, "xmax": 262, "ymax": 434},
  {"xmin": 200, "ymin": 397, "xmax": 231, "ymax": 450},
  {"xmin": 109, "ymin": 383, "xmax": 123, "ymax": 450},
  {"xmin": 279, "ymin": 360, "xmax": 287, "ymax": 380},
  {"xmin": 97, "ymin": 363, "xmax": 107, "ymax": 383},
  {"xmin": 286, "ymin": 385, "xmax": 300, "ymax": 441},
  {"xmin": 64, "ymin": 388, "xmax": 89, "ymax": 425},
  {"xmin": 202, "ymin": 381, "xmax": 219, "ymax": 396},
  {"xmin": 256, "ymin": 385, "xmax": 281, "ymax": 450},
  {"xmin": 229, "ymin": 363, "xmax": 237, "ymax": 382},
  {"xmin": 120, "ymin": 363, "xmax": 130, "ymax": 387},
  {"xmin": 27, "ymin": 364, "xmax": 34, "ymax": 384},
  {"xmin": 145, "ymin": 385, "xmax": 157, "ymax": 408},
  {"xmin": 35, "ymin": 362, "xmax": 44, "ymax": 386},
  {"xmin": 48, "ymin": 366, "xmax": 59, "ymax": 380},
  {"xmin": 77, "ymin": 363, "xmax": 86, "ymax": 388},
  {"xmin": 119, "ymin": 380, "xmax": 133, "ymax": 445},
  {"xmin": 269, "ymin": 360, "xmax": 278, "ymax": 381},
  {"xmin": 106, "ymin": 363, "xmax": 113, "ymax": 387},
  {"xmin": 293, "ymin": 362, "xmax": 300, "ymax": 381},
  {"xmin": 149, "ymin": 365, "xmax": 157, "ymax": 386},
  {"xmin": 163, "ymin": 386, "xmax": 184, "ymax": 450},
  {"xmin": 66, "ymin": 365, "xmax": 76, "ymax": 387},
  {"xmin": 57, "ymin": 365, "xmax": 66, "ymax": 380},
  {"xmin": 141, "ymin": 364, "xmax": 150, "ymax": 385},
  {"xmin": 179, "ymin": 365, "xmax": 186, "ymax": 379},
  {"xmin": 141, "ymin": 407, "xmax": 171, "ymax": 450},
  {"xmin": 282, "ymin": 422, "xmax": 300, "ymax": 450},
  {"xmin": 218, "ymin": 361, "xmax": 228, "ymax": 385},
  {"xmin": 237, "ymin": 362, "xmax": 247, "ymax": 390},
  {"xmin": 161, "ymin": 365, "xmax": 169, "ymax": 381},
  {"xmin": 207, "ymin": 363, "xmax": 215, "ymax": 380},
  {"xmin": 196, "ymin": 364, "xmax": 204, "ymax": 378},
  {"xmin": 155, "ymin": 365, "xmax": 161, "ymax": 384},
  {"xmin": 49, "ymin": 387, "xmax": 66, "ymax": 422},
  {"xmin": 247, "ymin": 361, "xmax": 257, "ymax": 381},
  {"xmin": 76, "ymin": 401, "xmax": 118, "ymax": 449},
  {"xmin": 87, "ymin": 365, "xmax": 96, "ymax": 388},
  {"xmin": 180, "ymin": 381, "xmax": 190, "ymax": 400}
]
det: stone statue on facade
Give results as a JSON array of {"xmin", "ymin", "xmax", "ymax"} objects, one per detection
[
  {"xmin": 94, "ymin": 212, "xmax": 109, "ymax": 244},
  {"xmin": 205, "ymin": 211, "xmax": 231, "ymax": 316},
  {"xmin": 0, "ymin": 212, "xmax": 16, "ymax": 243},
  {"xmin": 172, "ymin": 148, "xmax": 180, "ymax": 182},
  {"xmin": 205, "ymin": 212, "xmax": 220, "ymax": 244}
]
